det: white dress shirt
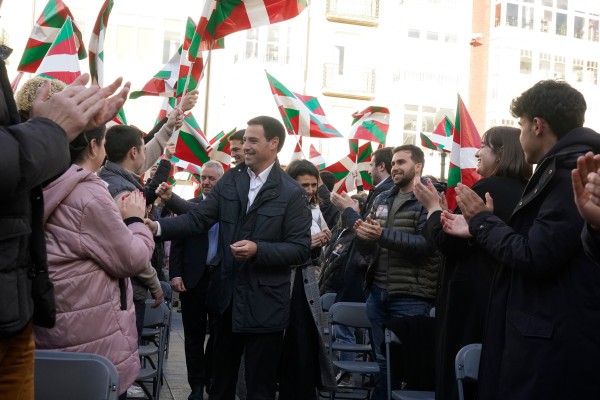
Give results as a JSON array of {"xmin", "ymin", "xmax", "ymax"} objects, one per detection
[{"xmin": 246, "ymin": 162, "xmax": 275, "ymax": 210}]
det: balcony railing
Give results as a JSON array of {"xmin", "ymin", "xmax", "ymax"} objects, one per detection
[
  {"xmin": 322, "ymin": 63, "xmax": 376, "ymax": 100},
  {"xmin": 326, "ymin": 0, "xmax": 379, "ymax": 27}
]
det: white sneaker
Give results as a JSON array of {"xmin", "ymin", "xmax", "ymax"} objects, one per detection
[{"xmin": 127, "ymin": 385, "xmax": 145, "ymax": 398}]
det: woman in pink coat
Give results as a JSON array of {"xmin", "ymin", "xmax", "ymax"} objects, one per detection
[{"xmin": 35, "ymin": 125, "xmax": 154, "ymax": 398}]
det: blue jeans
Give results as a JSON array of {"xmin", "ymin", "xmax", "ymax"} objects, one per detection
[
  {"xmin": 335, "ymin": 325, "xmax": 356, "ymax": 362},
  {"xmin": 366, "ymin": 285, "xmax": 432, "ymax": 400}
]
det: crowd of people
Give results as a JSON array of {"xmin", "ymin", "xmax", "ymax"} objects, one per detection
[{"xmin": 2, "ymin": 32, "xmax": 600, "ymax": 400}]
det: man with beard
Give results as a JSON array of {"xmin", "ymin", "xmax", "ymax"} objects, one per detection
[{"xmin": 354, "ymin": 144, "xmax": 440, "ymax": 400}]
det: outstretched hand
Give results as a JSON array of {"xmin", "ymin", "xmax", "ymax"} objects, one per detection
[
  {"xmin": 455, "ymin": 183, "xmax": 494, "ymax": 222},
  {"xmin": 414, "ymin": 179, "xmax": 443, "ymax": 214},
  {"xmin": 572, "ymin": 151, "xmax": 600, "ymax": 231}
]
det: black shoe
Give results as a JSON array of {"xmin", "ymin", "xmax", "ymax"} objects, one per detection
[{"xmin": 188, "ymin": 389, "xmax": 204, "ymax": 400}]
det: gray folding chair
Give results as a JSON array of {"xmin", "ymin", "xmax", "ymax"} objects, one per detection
[
  {"xmin": 385, "ymin": 329, "xmax": 435, "ymax": 400},
  {"xmin": 34, "ymin": 350, "xmax": 119, "ymax": 400},
  {"xmin": 159, "ymin": 281, "xmax": 173, "ymax": 358},
  {"xmin": 320, "ymin": 292, "xmax": 337, "ymax": 338},
  {"xmin": 328, "ymin": 302, "xmax": 379, "ymax": 400},
  {"xmin": 136, "ymin": 301, "xmax": 170, "ymax": 400},
  {"xmin": 455, "ymin": 343, "xmax": 482, "ymax": 400}
]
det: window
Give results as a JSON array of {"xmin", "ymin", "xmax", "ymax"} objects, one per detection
[
  {"xmin": 522, "ymin": 6, "xmax": 534, "ymax": 30},
  {"xmin": 554, "ymin": 55, "xmax": 565, "ymax": 79},
  {"xmin": 408, "ymin": 29, "xmax": 420, "ymax": 38},
  {"xmin": 426, "ymin": 31, "xmax": 439, "ymax": 41},
  {"xmin": 539, "ymin": 52, "xmax": 551, "ymax": 78},
  {"xmin": 138, "ymin": 28, "xmax": 155, "ymax": 63},
  {"xmin": 507, "ymin": 3, "xmax": 518, "ymax": 27},
  {"xmin": 163, "ymin": 20, "xmax": 181, "ymax": 63},
  {"xmin": 589, "ymin": 19, "xmax": 599, "ymax": 41},
  {"xmin": 495, "ymin": 4, "xmax": 501, "ymax": 27},
  {"xmin": 334, "ymin": 46, "xmax": 345, "ymax": 74},
  {"xmin": 520, "ymin": 49, "xmax": 532, "ymax": 74},
  {"xmin": 587, "ymin": 61, "xmax": 597, "ymax": 85},
  {"xmin": 542, "ymin": 0, "xmax": 553, "ymax": 6},
  {"xmin": 573, "ymin": 58, "xmax": 584, "ymax": 82},
  {"xmin": 556, "ymin": 13, "xmax": 567, "ymax": 36},
  {"xmin": 444, "ymin": 33, "xmax": 457, "ymax": 43},
  {"xmin": 245, "ymin": 29, "xmax": 259, "ymax": 59},
  {"xmin": 574, "ymin": 16, "xmax": 585, "ymax": 39},
  {"xmin": 422, "ymin": 116, "xmax": 434, "ymax": 132},
  {"xmin": 556, "ymin": 0, "xmax": 568, "ymax": 10},
  {"xmin": 541, "ymin": 10, "xmax": 553, "ymax": 33},
  {"xmin": 266, "ymin": 26, "xmax": 280, "ymax": 62}
]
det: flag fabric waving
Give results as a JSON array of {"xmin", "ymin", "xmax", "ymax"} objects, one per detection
[
  {"xmin": 324, "ymin": 141, "xmax": 373, "ymax": 193},
  {"xmin": 445, "ymin": 95, "xmax": 482, "ymax": 210},
  {"xmin": 174, "ymin": 113, "xmax": 210, "ymax": 166},
  {"xmin": 208, "ymin": 128, "xmax": 236, "ymax": 170},
  {"xmin": 348, "ymin": 106, "xmax": 389, "ymax": 144},
  {"xmin": 130, "ymin": 49, "xmax": 180, "ymax": 99},
  {"xmin": 89, "ymin": 0, "xmax": 114, "ymax": 86},
  {"xmin": 421, "ymin": 116, "xmax": 454, "ymax": 152},
  {"xmin": 36, "ymin": 17, "xmax": 81, "ymax": 84},
  {"xmin": 265, "ymin": 71, "xmax": 343, "ymax": 139},
  {"xmin": 18, "ymin": 0, "xmax": 86, "ymax": 73},
  {"xmin": 290, "ymin": 136, "xmax": 303, "ymax": 161},
  {"xmin": 308, "ymin": 144, "xmax": 326, "ymax": 170},
  {"xmin": 350, "ymin": 140, "xmax": 374, "ymax": 190},
  {"xmin": 176, "ymin": 17, "xmax": 205, "ymax": 97}
]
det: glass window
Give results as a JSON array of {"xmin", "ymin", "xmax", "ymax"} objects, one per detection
[
  {"xmin": 444, "ymin": 33, "xmax": 457, "ymax": 43},
  {"xmin": 403, "ymin": 114, "xmax": 417, "ymax": 131},
  {"xmin": 404, "ymin": 104, "xmax": 419, "ymax": 112},
  {"xmin": 556, "ymin": 0, "xmax": 568, "ymax": 10},
  {"xmin": 403, "ymin": 132, "xmax": 416, "ymax": 145},
  {"xmin": 245, "ymin": 29, "xmax": 258, "ymax": 59},
  {"xmin": 507, "ymin": 3, "xmax": 518, "ymax": 27},
  {"xmin": 542, "ymin": 0, "xmax": 553, "ymax": 6},
  {"xmin": 556, "ymin": 13, "xmax": 567, "ymax": 36},
  {"xmin": 163, "ymin": 31, "xmax": 180, "ymax": 64},
  {"xmin": 541, "ymin": 10, "xmax": 553, "ymax": 33},
  {"xmin": 334, "ymin": 45, "xmax": 344, "ymax": 74},
  {"xmin": 554, "ymin": 55, "xmax": 566, "ymax": 79},
  {"xmin": 587, "ymin": 61, "xmax": 597, "ymax": 85},
  {"xmin": 422, "ymin": 116, "xmax": 434, "ymax": 132},
  {"xmin": 266, "ymin": 26, "xmax": 280, "ymax": 62},
  {"xmin": 589, "ymin": 19, "xmax": 599, "ymax": 41},
  {"xmin": 522, "ymin": 6, "xmax": 534, "ymax": 30},
  {"xmin": 573, "ymin": 58, "xmax": 584, "ymax": 82},
  {"xmin": 574, "ymin": 16, "xmax": 585, "ymax": 39},
  {"xmin": 539, "ymin": 52, "xmax": 551, "ymax": 78},
  {"xmin": 495, "ymin": 4, "xmax": 501, "ymax": 27},
  {"xmin": 137, "ymin": 28, "xmax": 155, "ymax": 63},
  {"xmin": 426, "ymin": 31, "xmax": 439, "ymax": 41},
  {"xmin": 520, "ymin": 49, "xmax": 532, "ymax": 74},
  {"xmin": 408, "ymin": 29, "xmax": 420, "ymax": 38}
]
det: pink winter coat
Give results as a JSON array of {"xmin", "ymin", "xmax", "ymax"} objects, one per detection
[{"xmin": 34, "ymin": 164, "xmax": 155, "ymax": 394}]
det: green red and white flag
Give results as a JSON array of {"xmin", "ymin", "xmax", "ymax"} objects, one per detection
[
  {"xmin": 156, "ymin": 97, "xmax": 178, "ymax": 124},
  {"xmin": 174, "ymin": 113, "xmax": 210, "ymax": 167},
  {"xmin": 36, "ymin": 17, "xmax": 81, "ymax": 84},
  {"xmin": 188, "ymin": 0, "xmax": 305, "ymax": 61},
  {"xmin": 308, "ymin": 143, "xmax": 326, "ymax": 170},
  {"xmin": 421, "ymin": 116, "xmax": 454, "ymax": 152},
  {"xmin": 446, "ymin": 95, "xmax": 482, "ymax": 210},
  {"xmin": 88, "ymin": 0, "xmax": 113, "ymax": 86},
  {"xmin": 130, "ymin": 48, "xmax": 180, "ymax": 99},
  {"xmin": 11, "ymin": 72, "xmax": 24, "ymax": 93},
  {"xmin": 176, "ymin": 17, "xmax": 205, "ymax": 97},
  {"xmin": 265, "ymin": 71, "xmax": 343, "ymax": 139},
  {"xmin": 208, "ymin": 128, "xmax": 236, "ymax": 170},
  {"xmin": 348, "ymin": 106, "xmax": 389, "ymax": 145},
  {"xmin": 169, "ymin": 155, "xmax": 202, "ymax": 176},
  {"xmin": 18, "ymin": 0, "xmax": 86, "ymax": 73},
  {"xmin": 290, "ymin": 136, "xmax": 303, "ymax": 161},
  {"xmin": 324, "ymin": 141, "xmax": 373, "ymax": 193}
]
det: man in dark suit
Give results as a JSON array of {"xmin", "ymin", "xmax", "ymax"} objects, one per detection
[
  {"xmin": 331, "ymin": 146, "xmax": 394, "ymax": 224},
  {"xmin": 169, "ymin": 161, "xmax": 223, "ymax": 400},
  {"xmin": 148, "ymin": 115, "xmax": 311, "ymax": 400}
]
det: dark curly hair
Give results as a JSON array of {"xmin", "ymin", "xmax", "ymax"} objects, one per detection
[{"xmin": 509, "ymin": 80, "xmax": 586, "ymax": 139}]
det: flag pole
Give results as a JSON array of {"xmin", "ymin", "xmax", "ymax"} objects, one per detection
[{"xmin": 202, "ymin": 49, "xmax": 212, "ymax": 135}]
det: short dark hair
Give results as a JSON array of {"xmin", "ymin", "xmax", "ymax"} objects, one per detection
[
  {"xmin": 510, "ymin": 80, "xmax": 586, "ymax": 139},
  {"xmin": 482, "ymin": 126, "xmax": 532, "ymax": 183},
  {"xmin": 372, "ymin": 147, "xmax": 393, "ymax": 174},
  {"xmin": 319, "ymin": 170, "xmax": 336, "ymax": 192},
  {"xmin": 247, "ymin": 116, "xmax": 286, "ymax": 152},
  {"xmin": 392, "ymin": 144, "xmax": 425, "ymax": 168},
  {"xmin": 104, "ymin": 125, "xmax": 144, "ymax": 163},
  {"xmin": 229, "ymin": 129, "xmax": 245, "ymax": 143}
]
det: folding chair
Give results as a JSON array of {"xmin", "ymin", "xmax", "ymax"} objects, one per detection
[
  {"xmin": 320, "ymin": 292, "xmax": 337, "ymax": 338},
  {"xmin": 385, "ymin": 329, "xmax": 435, "ymax": 400},
  {"xmin": 34, "ymin": 350, "xmax": 119, "ymax": 400},
  {"xmin": 328, "ymin": 302, "xmax": 379, "ymax": 400},
  {"xmin": 455, "ymin": 343, "xmax": 482, "ymax": 400},
  {"xmin": 159, "ymin": 281, "xmax": 173, "ymax": 358},
  {"xmin": 136, "ymin": 301, "xmax": 170, "ymax": 400}
]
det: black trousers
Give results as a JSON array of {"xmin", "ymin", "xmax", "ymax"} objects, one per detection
[
  {"xmin": 209, "ymin": 307, "xmax": 284, "ymax": 400},
  {"xmin": 180, "ymin": 277, "xmax": 211, "ymax": 391}
]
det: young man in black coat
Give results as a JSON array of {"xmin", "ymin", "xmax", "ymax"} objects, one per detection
[
  {"xmin": 448, "ymin": 80, "xmax": 600, "ymax": 400},
  {"xmin": 147, "ymin": 115, "xmax": 311, "ymax": 400}
]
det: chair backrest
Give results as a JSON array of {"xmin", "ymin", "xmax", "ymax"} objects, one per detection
[
  {"xmin": 455, "ymin": 343, "xmax": 482, "ymax": 400},
  {"xmin": 159, "ymin": 280, "xmax": 173, "ymax": 308},
  {"xmin": 329, "ymin": 301, "xmax": 372, "ymax": 328},
  {"xmin": 143, "ymin": 301, "xmax": 170, "ymax": 328},
  {"xmin": 320, "ymin": 292, "xmax": 336, "ymax": 312},
  {"xmin": 34, "ymin": 350, "xmax": 120, "ymax": 400}
]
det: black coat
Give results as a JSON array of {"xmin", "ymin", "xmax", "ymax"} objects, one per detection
[
  {"xmin": 423, "ymin": 176, "xmax": 526, "ymax": 400},
  {"xmin": 340, "ymin": 176, "xmax": 394, "ymax": 228},
  {"xmin": 169, "ymin": 197, "xmax": 210, "ymax": 289},
  {"xmin": 0, "ymin": 59, "xmax": 71, "ymax": 336},
  {"xmin": 159, "ymin": 161, "xmax": 311, "ymax": 332},
  {"xmin": 469, "ymin": 128, "xmax": 600, "ymax": 400}
]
